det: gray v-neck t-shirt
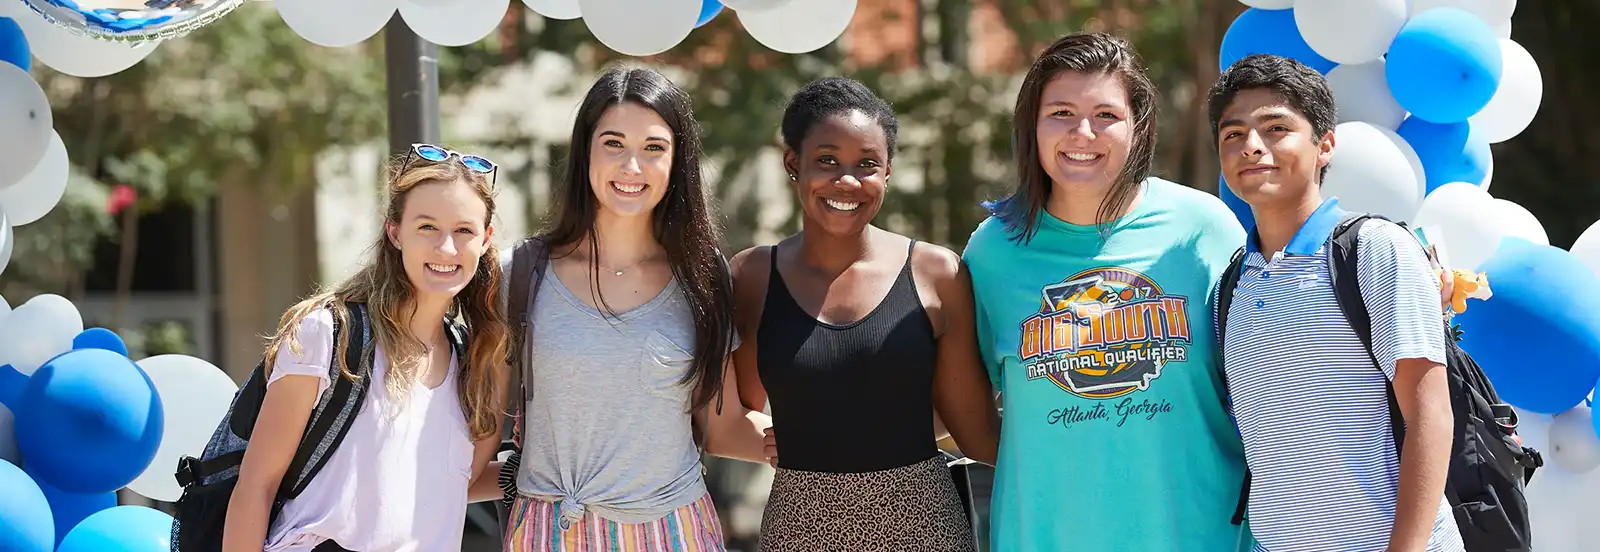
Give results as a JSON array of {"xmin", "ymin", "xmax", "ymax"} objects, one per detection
[{"xmin": 500, "ymin": 257, "xmax": 708, "ymax": 526}]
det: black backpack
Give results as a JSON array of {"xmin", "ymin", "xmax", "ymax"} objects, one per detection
[
  {"xmin": 169, "ymin": 301, "xmax": 470, "ymax": 551},
  {"xmin": 1217, "ymin": 213, "xmax": 1544, "ymax": 552}
]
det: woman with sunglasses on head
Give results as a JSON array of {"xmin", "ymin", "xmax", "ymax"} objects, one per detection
[
  {"xmin": 494, "ymin": 67, "xmax": 771, "ymax": 552},
  {"xmin": 224, "ymin": 144, "xmax": 509, "ymax": 552},
  {"xmin": 961, "ymin": 32, "xmax": 1255, "ymax": 551},
  {"xmin": 729, "ymin": 77, "xmax": 1001, "ymax": 552}
]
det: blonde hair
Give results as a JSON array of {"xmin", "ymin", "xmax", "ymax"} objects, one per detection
[{"xmin": 263, "ymin": 155, "xmax": 509, "ymax": 440}]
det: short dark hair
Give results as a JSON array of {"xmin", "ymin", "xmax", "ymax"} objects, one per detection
[
  {"xmin": 987, "ymin": 32, "xmax": 1159, "ymax": 243},
  {"xmin": 1206, "ymin": 54, "xmax": 1338, "ymax": 180},
  {"xmin": 780, "ymin": 76, "xmax": 900, "ymax": 160}
]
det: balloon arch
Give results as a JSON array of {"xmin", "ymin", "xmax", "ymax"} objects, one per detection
[{"xmin": 2, "ymin": 0, "xmax": 1600, "ymax": 550}]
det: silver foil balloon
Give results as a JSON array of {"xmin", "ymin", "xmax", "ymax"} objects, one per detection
[{"xmin": 19, "ymin": 0, "xmax": 247, "ymax": 44}]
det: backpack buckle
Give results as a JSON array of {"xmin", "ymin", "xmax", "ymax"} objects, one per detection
[{"xmin": 175, "ymin": 455, "xmax": 202, "ymax": 488}]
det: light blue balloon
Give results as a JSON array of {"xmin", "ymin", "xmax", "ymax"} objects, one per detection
[
  {"xmin": 14, "ymin": 349, "xmax": 164, "ymax": 494},
  {"xmin": 1218, "ymin": 174, "xmax": 1255, "ymax": 232},
  {"xmin": 0, "ymin": 460, "xmax": 54, "ymax": 552},
  {"xmin": 0, "ymin": 17, "xmax": 27, "ymax": 72},
  {"xmin": 1219, "ymin": 8, "xmax": 1336, "ymax": 75},
  {"xmin": 1395, "ymin": 117, "xmax": 1490, "ymax": 195},
  {"xmin": 56, "ymin": 506, "xmax": 173, "ymax": 552},
  {"xmin": 1385, "ymin": 7, "xmax": 1503, "ymax": 123},
  {"xmin": 1455, "ymin": 239, "xmax": 1600, "ymax": 414},
  {"xmin": 30, "ymin": 470, "xmax": 117, "ymax": 546}
]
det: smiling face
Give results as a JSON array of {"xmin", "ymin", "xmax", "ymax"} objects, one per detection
[
  {"xmin": 386, "ymin": 178, "xmax": 493, "ymax": 302},
  {"xmin": 784, "ymin": 109, "xmax": 891, "ymax": 237},
  {"xmin": 1216, "ymin": 87, "xmax": 1334, "ymax": 207},
  {"xmin": 1034, "ymin": 71, "xmax": 1133, "ymax": 197},
  {"xmin": 588, "ymin": 102, "xmax": 675, "ymax": 221}
]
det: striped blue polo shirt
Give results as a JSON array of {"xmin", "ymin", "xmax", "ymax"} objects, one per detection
[{"xmin": 1218, "ymin": 198, "xmax": 1463, "ymax": 552}]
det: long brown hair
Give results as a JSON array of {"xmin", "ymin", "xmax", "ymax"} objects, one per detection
[
  {"xmin": 263, "ymin": 156, "xmax": 509, "ymax": 440},
  {"xmin": 544, "ymin": 67, "xmax": 733, "ymax": 416},
  {"xmin": 989, "ymin": 31, "xmax": 1159, "ymax": 243}
]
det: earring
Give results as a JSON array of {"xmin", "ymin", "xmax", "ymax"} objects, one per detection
[{"xmin": 788, "ymin": 173, "xmax": 797, "ymax": 181}]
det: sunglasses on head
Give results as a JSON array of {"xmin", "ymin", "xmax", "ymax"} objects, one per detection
[{"xmin": 406, "ymin": 143, "xmax": 497, "ymax": 181}]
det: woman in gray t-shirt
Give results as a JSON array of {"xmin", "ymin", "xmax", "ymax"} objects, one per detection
[{"xmin": 492, "ymin": 67, "xmax": 773, "ymax": 551}]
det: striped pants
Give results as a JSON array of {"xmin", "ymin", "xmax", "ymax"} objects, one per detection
[{"xmin": 502, "ymin": 493, "xmax": 727, "ymax": 552}]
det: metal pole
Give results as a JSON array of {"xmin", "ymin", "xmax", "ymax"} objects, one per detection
[{"xmin": 385, "ymin": 14, "xmax": 441, "ymax": 155}]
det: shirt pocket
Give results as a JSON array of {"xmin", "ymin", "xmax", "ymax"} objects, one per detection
[{"xmin": 640, "ymin": 331, "xmax": 695, "ymax": 401}]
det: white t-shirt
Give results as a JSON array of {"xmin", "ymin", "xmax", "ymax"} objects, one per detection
[{"xmin": 261, "ymin": 309, "xmax": 475, "ymax": 552}]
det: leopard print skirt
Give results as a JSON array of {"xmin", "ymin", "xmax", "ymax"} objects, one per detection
[{"xmin": 758, "ymin": 455, "xmax": 976, "ymax": 552}]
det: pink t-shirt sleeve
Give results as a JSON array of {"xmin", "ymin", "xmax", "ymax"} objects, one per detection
[{"xmin": 267, "ymin": 308, "xmax": 335, "ymax": 397}]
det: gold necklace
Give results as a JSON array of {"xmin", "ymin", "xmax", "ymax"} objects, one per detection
[{"xmin": 599, "ymin": 256, "xmax": 653, "ymax": 276}]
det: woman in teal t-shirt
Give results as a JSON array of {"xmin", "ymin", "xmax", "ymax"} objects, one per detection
[{"xmin": 962, "ymin": 32, "xmax": 1252, "ymax": 551}]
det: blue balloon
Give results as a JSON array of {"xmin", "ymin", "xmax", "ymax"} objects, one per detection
[
  {"xmin": 0, "ymin": 17, "xmax": 28, "ymax": 72},
  {"xmin": 0, "ymin": 460, "xmax": 54, "ymax": 552},
  {"xmin": 1219, "ymin": 8, "xmax": 1336, "ymax": 75},
  {"xmin": 0, "ymin": 363, "xmax": 24, "ymax": 409},
  {"xmin": 14, "ymin": 349, "xmax": 164, "ymax": 494},
  {"xmin": 697, "ymin": 0, "xmax": 723, "ymax": 27},
  {"xmin": 1396, "ymin": 117, "xmax": 1490, "ymax": 195},
  {"xmin": 29, "ymin": 470, "xmax": 117, "ymax": 546},
  {"xmin": 56, "ymin": 506, "xmax": 173, "ymax": 552},
  {"xmin": 1385, "ymin": 8, "xmax": 1503, "ymax": 123},
  {"xmin": 73, "ymin": 328, "xmax": 129, "ymax": 357},
  {"xmin": 1218, "ymin": 174, "xmax": 1255, "ymax": 232},
  {"xmin": 1455, "ymin": 239, "xmax": 1600, "ymax": 414}
]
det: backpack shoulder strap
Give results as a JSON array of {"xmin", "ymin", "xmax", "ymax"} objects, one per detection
[
  {"xmin": 1215, "ymin": 245, "xmax": 1249, "ymax": 526},
  {"xmin": 280, "ymin": 301, "xmax": 375, "ymax": 501},
  {"xmin": 506, "ymin": 236, "xmax": 552, "ymax": 444},
  {"xmin": 1326, "ymin": 213, "xmax": 1407, "ymax": 456}
]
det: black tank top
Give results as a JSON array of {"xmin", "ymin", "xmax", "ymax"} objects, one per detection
[{"xmin": 757, "ymin": 241, "xmax": 939, "ymax": 473}]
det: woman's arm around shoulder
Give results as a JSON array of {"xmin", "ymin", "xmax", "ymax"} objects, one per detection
[
  {"xmin": 701, "ymin": 246, "xmax": 776, "ymax": 465},
  {"xmin": 913, "ymin": 243, "xmax": 1001, "ymax": 466},
  {"xmin": 728, "ymin": 245, "xmax": 772, "ymax": 413}
]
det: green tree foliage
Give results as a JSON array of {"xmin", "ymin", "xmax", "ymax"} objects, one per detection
[{"xmin": 2, "ymin": 2, "xmax": 388, "ymax": 298}]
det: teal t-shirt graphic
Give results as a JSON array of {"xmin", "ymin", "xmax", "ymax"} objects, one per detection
[{"xmin": 963, "ymin": 178, "xmax": 1252, "ymax": 552}]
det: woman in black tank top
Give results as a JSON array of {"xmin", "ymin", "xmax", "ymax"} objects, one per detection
[{"xmin": 728, "ymin": 78, "xmax": 1001, "ymax": 551}]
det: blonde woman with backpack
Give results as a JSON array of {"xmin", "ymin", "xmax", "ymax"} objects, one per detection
[{"xmin": 215, "ymin": 145, "xmax": 511, "ymax": 552}]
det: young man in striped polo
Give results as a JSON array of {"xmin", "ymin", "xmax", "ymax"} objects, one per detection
[{"xmin": 1206, "ymin": 54, "xmax": 1463, "ymax": 552}]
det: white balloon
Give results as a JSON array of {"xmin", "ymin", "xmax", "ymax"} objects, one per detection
[
  {"xmin": 522, "ymin": 0, "xmax": 580, "ymax": 19},
  {"xmin": 1571, "ymin": 219, "xmax": 1600, "ymax": 279},
  {"xmin": 578, "ymin": 0, "xmax": 699, "ymax": 56},
  {"xmin": 1469, "ymin": 39, "xmax": 1541, "ymax": 144},
  {"xmin": 1411, "ymin": 182, "xmax": 1500, "ymax": 270},
  {"xmin": 722, "ymin": 0, "xmax": 793, "ymax": 11},
  {"xmin": 127, "ymin": 354, "xmax": 240, "ymax": 502},
  {"xmin": 1492, "ymin": 19, "xmax": 1511, "ymax": 39},
  {"xmin": 0, "ymin": 130, "xmax": 69, "ymax": 226},
  {"xmin": 0, "ymin": 293, "xmax": 83, "ymax": 375},
  {"xmin": 1240, "ymin": 0, "xmax": 1294, "ymax": 8},
  {"xmin": 1480, "ymin": 154, "xmax": 1494, "ymax": 191},
  {"xmin": 1488, "ymin": 198, "xmax": 1548, "ymax": 246},
  {"xmin": 277, "ymin": 0, "xmax": 397, "ymax": 48},
  {"xmin": 0, "ymin": 64, "xmax": 52, "ymax": 191},
  {"xmin": 739, "ymin": 0, "xmax": 857, "ymax": 54},
  {"xmin": 1327, "ymin": 60, "xmax": 1408, "ymax": 130},
  {"xmin": 400, "ymin": 0, "xmax": 509, "ymax": 47},
  {"xmin": 1410, "ymin": 0, "xmax": 1516, "ymax": 24},
  {"xmin": 1547, "ymin": 406, "xmax": 1600, "ymax": 474},
  {"xmin": 11, "ymin": 12, "xmax": 159, "ymax": 78},
  {"xmin": 1294, "ymin": 0, "xmax": 1408, "ymax": 64},
  {"xmin": 1323, "ymin": 122, "xmax": 1426, "ymax": 221},
  {"xmin": 0, "ymin": 210, "xmax": 11, "ymax": 277}
]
